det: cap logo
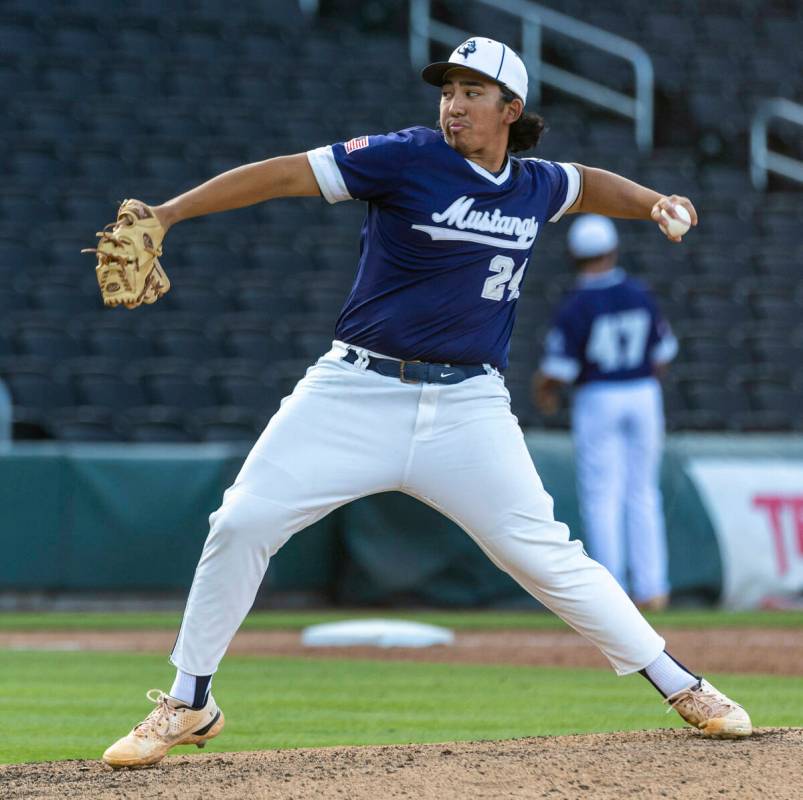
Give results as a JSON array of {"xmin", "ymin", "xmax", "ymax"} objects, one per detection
[{"xmin": 457, "ymin": 40, "xmax": 477, "ymax": 58}]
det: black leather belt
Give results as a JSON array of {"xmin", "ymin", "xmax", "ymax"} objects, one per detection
[{"xmin": 342, "ymin": 349, "xmax": 490, "ymax": 385}]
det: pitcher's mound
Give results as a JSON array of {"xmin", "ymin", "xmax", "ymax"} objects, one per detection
[{"xmin": 2, "ymin": 728, "xmax": 801, "ymax": 799}]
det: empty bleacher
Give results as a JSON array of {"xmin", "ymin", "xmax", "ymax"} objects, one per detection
[{"xmin": 0, "ymin": 0, "xmax": 801, "ymax": 439}]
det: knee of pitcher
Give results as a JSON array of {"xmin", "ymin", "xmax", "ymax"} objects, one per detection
[
  {"xmin": 206, "ymin": 498, "xmax": 295, "ymax": 557},
  {"xmin": 491, "ymin": 527, "xmax": 592, "ymax": 581}
]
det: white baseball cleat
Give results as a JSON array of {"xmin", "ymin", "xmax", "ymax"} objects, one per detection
[
  {"xmin": 665, "ymin": 679, "xmax": 752, "ymax": 738},
  {"xmin": 102, "ymin": 689, "xmax": 224, "ymax": 768}
]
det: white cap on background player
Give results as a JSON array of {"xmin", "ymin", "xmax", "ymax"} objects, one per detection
[
  {"xmin": 422, "ymin": 37, "xmax": 529, "ymax": 104},
  {"xmin": 567, "ymin": 214, "xmax": 619, "ymax": 259}
]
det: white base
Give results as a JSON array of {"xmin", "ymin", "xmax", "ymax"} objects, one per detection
[{"xmin": 301, "ymin": 619, "xmax": 455, "ymax": 648}]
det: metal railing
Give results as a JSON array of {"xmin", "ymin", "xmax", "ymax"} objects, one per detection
[
  {"xmin": 750, "ymin": 98, "xmax": 803, "ymax": 190},
  {"xmin": 409, "ymin": 0, "xmax": 654, "ymax": 151}
]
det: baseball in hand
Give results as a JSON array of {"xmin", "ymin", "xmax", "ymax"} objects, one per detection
[{"xmin": 660, "ymin": 204, "xmax": 691, "ymax": 237}]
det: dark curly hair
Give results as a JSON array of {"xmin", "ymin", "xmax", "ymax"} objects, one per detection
[
  {"xmin": 435, "ymin": 83, "xmax": 546, "ymax": 153},
  {"xmin": 499, "ymin": 86, "xmax": 545, "ymax": 153}
]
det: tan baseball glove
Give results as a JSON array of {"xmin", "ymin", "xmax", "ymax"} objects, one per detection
[{"xmin": 83, "ymin": 199, "xmax": 171, "ymax": 308}]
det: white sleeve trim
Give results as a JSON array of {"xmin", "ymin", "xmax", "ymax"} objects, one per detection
[
  {"xmin": 548, "ymin": 163, "xmax": 581, "ymax": 222},
  {"xmin": 306, "ymin": 146, "xmax": 352, "ymax": 204},
  {"xmin": 652, "ymin": 334, "xmax": 679, "ymax": 365},
  {"xmin": 540, "ymin": 355, "xmax": 581, "ymax": 383}
]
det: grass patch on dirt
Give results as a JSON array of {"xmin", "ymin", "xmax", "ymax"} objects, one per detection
[
  {"xmin": 1, "ymin": 650, "xmax": 801, "ymax": 764},
  {"xmin": 1, "ymin": 608, "xmax": 803, "ymax": 632}
]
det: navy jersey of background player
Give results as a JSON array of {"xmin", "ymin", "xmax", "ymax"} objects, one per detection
[
  {"xmin": 542, "ymin": 268, "xmax": 676, "ymax": 384},
  {"xmin": 307, "ymin": 126, "xmax": 580, "ymax": 369}
]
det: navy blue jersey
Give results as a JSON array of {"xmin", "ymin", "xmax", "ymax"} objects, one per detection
[
  {"xmin": 540, "ymin": 268, "xmax": 677, "ymax": 385},
  {"xmin": 307, "ymin": 126, "xmax": 580, "ymax": 368}
]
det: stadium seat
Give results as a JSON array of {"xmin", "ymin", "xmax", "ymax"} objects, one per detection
[
  {"xmin": 8, "ymin": 142, "xmax": 68, "ymax": 184},
  {"xmin": 0, "ymin": 279, "xmax": 28, "ymax": 315},
  {"xmin": 186, "ymin": 406, "xmax": 262, "ymax": 442},
  {"xmin": 15, "ymin": 99, "xmax": 76, "ymax": 140},
  {"xmin": 60, "ymin": 191, "xmax": 117, "ymax": 223},
  {"xmin": 82, "ymin": 106, "xmax": 142, "ymax": 141},
  {"xmin": 162, "ymin": 61, "xmax": 226, "ymax": 99},
  {"xmin": 29, "ymin": 284, "xmax": 99, "ymax": 316},
  {"xmin": 151, "ymin": 323, "xmax": 225, "ymax": 361},
  {"xmin": 741, "ymin": 332, "xmax": 803, "ymax": 368},
  {"xmin": 667, "ymin": 409, "xmax": 723, "ymax": 432},
  {"xmin": 126, "ymin": 405, "xmax": 193, "ymax": 442},
  {"xmin": 231, "ymin": 280, "xmax": 301, "ymax": 315},
  {"xmin": 0, "ymin": 329, "xmax": 14, "ymax": 359},
  {"xmin": 132, "ymin": 361, "xmax": 218, "ymax": 410},
  {"xmin": 691, "ymin": 247, "xmax": 754, "ymax": 279},
  {"xmin": 13, "ymin": 323, "xmax": 84, "ymax": 361},
  {"xmin": 731, "ymin": 410, "xmax": 796, "ymax": 432},
  {"xmin": 269, "ymin": 358, "xmax": 312, "ymax": 399},
  {"xmin": 83, "ymin": 326, "xmax": 157, "ymax": 361},
  {"xmin": 47, "ymin": 406, "xmax": 121, "ymax": 442},
  {"xmin": 162, "ymin": 281, "xmax": 232, "ymax": 314},
  {"xmin": 210, "ymin": 315, "xmax": 290, "ymax": 362},
  {"xmin": 74, "ymin": 145, "xmax": 130, "ymax": 184},
  {"xmin": 66, "ymin": 358, "xmax": 149, "ymax": 410},
  {"xmin": 0, "ymin": 17, "xmax": 43, "ymax": 55},
  {"xmin": 281, "ymin": 312, "xmax": 335, "ymax": 348},
  {"xmin": 172, "ymin": 19, "xmax": 225, "ymax": 60},
  {"xmin": 100, "ymin": 54, "xmax": 160, "ymax": 96},
  {"xmin": 659, "ymin": 376, "xmax": 685, "ymax": 415},
  {"xmin": 201, "ymin": 360, "xmax": 282, "ymax": 413},
  {"xmin": 48, "ymin": 13, "xmax": 105, "ymax": 53},
  {"xmin": 0, "ymin": 357, "xmax": 76, "ymax": 411},
  {"xmin": 137, "ymin": 141, "xmax": 191, "ymax": 183},
  {"xmin": 176, "ymin": 238, "xmax": 238, "ymax": 273},
  {"xmin": 748, "ymin": 384, "xmax": 800, "ymax": 416},
  {"xmin": 205, "ymin": 106, "xmax": 275, "ymax": 142},
  {"xmin": 38, "ymin": 56, "xmax": 95, "ymax": 96},
  {"xmin": 749, "ymin": 298, "xmax": 802, "ymax": 329},
  {"xmin": 0, "ymin": 190, "xmax": 58, "ymax": 224},
  {"xmin": 0, "ymin": 55, "xmax": 28, "ymax": 96},
  {"xmin": 686, "ymin": 292, "xmax": 747, "ymax": 328},
  {"xmin": 685, "ymin": 382, "xmax": 751, "ymax": 418},
  {"xmin": 0, "ymin": 235, "xmax": 30, "ymax": 271},
  {"xmin": 679, "ymin": 337, "xmax": 742, "ymax": 372}
]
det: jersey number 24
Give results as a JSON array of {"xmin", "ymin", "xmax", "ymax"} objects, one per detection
[{"xmin": 481, "ymin": 255, "xmax": 528, "ymax": 301}]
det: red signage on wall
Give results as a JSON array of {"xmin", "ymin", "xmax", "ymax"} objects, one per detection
[{"xmin": 752, "ymin": 495, "xmax": 803, "ymax": 575}]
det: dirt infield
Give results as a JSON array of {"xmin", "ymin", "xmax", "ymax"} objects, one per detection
[
  {"xmin": 3, "ymin": 729, "xmax": 802, "ymax": 799},
  {"xmin": 4, "ymin": 627, "xmax": 801, "ymax": 797},
  {"xmin": 3, "ymin": 626, "xmax": 802, "ymax": 674}
]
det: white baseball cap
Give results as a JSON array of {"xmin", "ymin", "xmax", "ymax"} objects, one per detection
[
  {"xmin": 422, "ymin": 37, "xmax": 528, "ymax": 104},
  {"xmin": 567, "ymin": 215, "xmax": 619, "ymax": 259}
]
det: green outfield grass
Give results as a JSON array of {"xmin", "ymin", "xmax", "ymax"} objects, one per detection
[
  {"xmin": 0, "ymin": 650, "xmax": 801, "ymax": 764},
  {"xmin": 1, "ymin": 608, "xmax": 802, "ymax": 631}
]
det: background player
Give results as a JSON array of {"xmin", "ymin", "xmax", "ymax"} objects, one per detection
[
  {"xmin": 534, "ymin": 215, "xmax": 677, "ymax": 611},
  {"xmin": 100, "ymin": 38, "xmax": 750, "ymax": 768}
]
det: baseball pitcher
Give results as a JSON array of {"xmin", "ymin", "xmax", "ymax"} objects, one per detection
[{"xmin": 88, "ymin": 38, "xmax": 750, "ymax": 768}]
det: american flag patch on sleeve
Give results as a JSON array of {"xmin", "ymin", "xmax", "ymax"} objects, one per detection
[{"xmin": 345, "ymin": 136, "xmax": 369, "ymax": 153}]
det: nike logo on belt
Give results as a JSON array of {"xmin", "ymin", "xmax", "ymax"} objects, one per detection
[{"xmin": 440, "ymin": 372, "xmax": 455, "ymax": 378}]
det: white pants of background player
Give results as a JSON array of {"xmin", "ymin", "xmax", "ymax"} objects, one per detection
[
  {"xmin": 172, "ymin": 342, "xmax": 664, "ymax": 677},
  {"xmin": 572, "ymin": 377, "xmax": 669, "ymax": 603}
]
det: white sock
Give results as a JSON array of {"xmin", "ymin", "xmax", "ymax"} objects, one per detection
[
  {"xmin": 170, "ymin": 670, "xmax": 212, "ymax": 707},
  {"xmin": 642, "ymin": 651, "xmax": 699, "ymax": 698}
]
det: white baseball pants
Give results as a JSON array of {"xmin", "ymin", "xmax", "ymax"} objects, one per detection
[
  {"xmin": 171, "ymin": 343, "xmax": 664, "ymax": 676},
  {"xmin": 572, "ymin": 378, "xmax": 669, "ymax": 603}
]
